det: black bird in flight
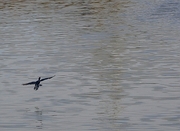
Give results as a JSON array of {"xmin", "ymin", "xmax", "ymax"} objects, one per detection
[{"xmin": 22, "ymin": 75, "xmax": 55, "ymax": 90}]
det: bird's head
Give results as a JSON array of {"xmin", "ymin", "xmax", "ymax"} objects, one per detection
[{"xmin": 38, "ymin": 77, "xmax": 41, "ymax": 80}]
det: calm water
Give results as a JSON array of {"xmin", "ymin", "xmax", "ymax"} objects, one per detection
[{"xmin": 1, "ymin": 0, "xmax": 180, "ymax": 130}]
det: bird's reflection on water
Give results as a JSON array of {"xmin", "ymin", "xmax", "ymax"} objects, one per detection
[{"xmin": 34, "ymin": 107, "xmax": 43, "ymax": 129}]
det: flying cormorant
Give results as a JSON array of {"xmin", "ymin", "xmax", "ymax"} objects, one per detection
[{"xmin": 22, "ymin": 75, "xmax": 55, "ymax": 90}]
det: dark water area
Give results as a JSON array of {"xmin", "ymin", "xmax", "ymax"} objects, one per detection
[{"xmin": 1, "ymin": 0, "xmax": 180, "ymax": 131}]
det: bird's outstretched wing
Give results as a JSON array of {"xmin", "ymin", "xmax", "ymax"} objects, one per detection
[
  {"xmin": 40, "ymin": 75, "xmax": 55, "ymax": 82},
  {"xmin": 22, "ymin": 81, "xmax": 36, "ymax": 85}
]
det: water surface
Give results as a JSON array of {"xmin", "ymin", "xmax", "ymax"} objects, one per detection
[{"xmin": 0, "ymin": 0, "xmax": 180, "ymax": 131}]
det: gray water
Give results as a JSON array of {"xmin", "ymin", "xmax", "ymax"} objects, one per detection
[{"xmin": 1, "ymin": 0, "xmax": 180, "ymax": 130}]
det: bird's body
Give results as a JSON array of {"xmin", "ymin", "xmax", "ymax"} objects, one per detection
[{"xmin": 22, "ymin": 75, "xmax": 55, "ymax": 90}]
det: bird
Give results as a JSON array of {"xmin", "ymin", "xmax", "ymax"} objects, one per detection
[{"xmin": 22, "ymin": 75, "xmax": 55, "ymax": 90}]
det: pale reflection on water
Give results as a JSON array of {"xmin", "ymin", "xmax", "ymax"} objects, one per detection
[{"xmin": 1, "ymin": 0, "xmax": 180, "ymax": 131}]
